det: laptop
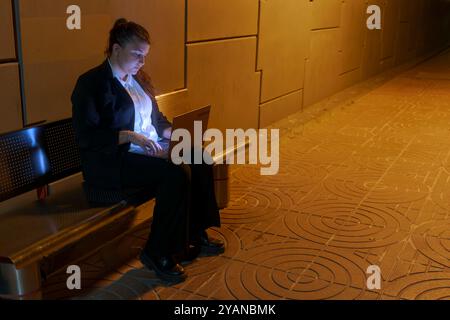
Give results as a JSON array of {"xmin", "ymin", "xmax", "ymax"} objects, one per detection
[{"xmin": 155, "ymin": 105, "xmax": 211, "ymax": 161}]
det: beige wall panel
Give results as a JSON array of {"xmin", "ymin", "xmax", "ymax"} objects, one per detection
[
  {"xmin": 0, "ymin": 0, "xmax": 16, "ymax": 60},
  {"xmin": 258, "ymin": 0, "xmax": 310, "ymax": 103},
  {"xmin": 187, "ymin": 0, "xmax": 258, "ymax": 42},
  {"xmin": 381, "ymin": 0, "xmax": 400, "ymax": 60},
  {"xmin": 0, "ymin": 63, "xmax": 22, "ymax": 133},
  {"xmin": 407, "ymin": 0, "xmax": 421, "ymax": 53},
  {"xmin": 187, "ymin": 38, "xmax": 260, "ymax": 132},
  {"xmin": 155, "ymin": 89, "xmax": 189, "ymax": 121},
  {"xmin": 362, "ymin": 28, "xmax": 382, "ymax": 79},
  {"xmin": 338, "ymin": 67, "xmax": 362, "ymax": 92},
  {"xmin": 394, "ymin": 22, "xmax": 411, "ymax": 65},
  {"xmin": 398, "ymin": 0, "xmax": 408, "ymax": 22},
  {"xmin": 339, "ymin": 0, "xmax": 365, "ymax": 73},
  {"xmin": 415, "ymin": 0, "xmax": 427, "ymax": 55},
  {"xmin": 20, "ymin": 0, "xmax": 184, "ymax": 124},
  {"xmin": 310, "ymin": 0, "xmax": 341, "ymax": 30},
  {"xmin": 109, "ymin": 0, "xmax": 185, "ymax": 94},
  {"xmin": 304, "ymin": 29, "xmax": 341, "ymax": 107},
  {"xmin": 259, "ymin": 90, "xmax": 302, "ymax": 128},
  {"xmin": 361, "ymin": 0, "xmax": 383, "ymax": 80},
  {"xmin": 398, "ymin": 0, "xmax": 416, "ymax": 23},
  {"xmin": 380, "ymin": 56, "xmax": 395, "ymax": 75}
]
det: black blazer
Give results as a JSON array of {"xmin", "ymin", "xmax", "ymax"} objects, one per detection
[{"xmin": 71, "ymin": 60, "xmax": 171, "ymax": 189}]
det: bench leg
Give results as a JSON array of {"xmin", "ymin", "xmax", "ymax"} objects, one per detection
[
  {"xmin": 0, "ymin": 262, "xmax": 42, "ymax": 299},
  {"xmin": 213, "ymin": 164, "xmax": 229, "ymax": 209}
]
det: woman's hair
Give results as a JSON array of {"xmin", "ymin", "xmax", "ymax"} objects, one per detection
[
  {"xmin": 106, "ymin": 18, "xmax": 156, "ymax": 95},
  {"xmin": 105, "ymin": 18, "xmax": 151, "ymax": 57}
]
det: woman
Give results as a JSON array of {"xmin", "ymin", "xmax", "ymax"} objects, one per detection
[{"xmin": 71, "ymin": 18, "xmax": 223, "ymax": 283}]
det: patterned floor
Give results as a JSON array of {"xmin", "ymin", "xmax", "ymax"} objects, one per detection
[{"xmin": 43, "ymin": 49, "xmax": 450, "ymax": 300}]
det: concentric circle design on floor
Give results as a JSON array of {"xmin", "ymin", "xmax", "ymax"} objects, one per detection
[
  {"xmin": 322, "ymin": 171, "xmax": 383, "ymax": 201},
  {"xmin": 282, "ymin": 143, "xmax": 352, "ymax": 166},
  {"xmin": 383, "ymin": 272, "xmax": 450, "ymax": 300},
  {"xmin": 442, "ymin": 153, "xmax": 450, "ymax": 174},
  {"xmin": 412, "ymin": 221, "xmax": 450, "ymax": 268},
  {"xmin": 431, "ymin": 171, "xmax": 450, "ymax": 212},
  {"xmin": 323, "ymin": 171, "xmax": 429, "ymax": 204},
  {"xmin": 220, "ymin": 186, "xmax": 294, "ymax": 224},
  {"xmin": 364, "ymin": 181, "xmax": 429, "ymax": 204},
  {"xmin": 285, "ymin": 203, "xmax": 410, "ymax": 248},
  {"xmin": 225, "ymin": 243, "xmax": 368, "ymax": 300},
  {"xmin": 400, "ymin": 149, "xmax": 439, "ymax": 164},
  {"xmin": 346, "ymin": 155, "xmax": 395, "ymax": 173},
  {"xmin": 231, "ymin": 161, "xmax": 328, "ymax": 189},
  {"xmin": 278, "ymin": 137, "xmax": 320, "ymax": 160}
]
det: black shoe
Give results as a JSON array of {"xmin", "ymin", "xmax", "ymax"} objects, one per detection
[
  {"xmin": 139, "ymin": 251, "xmax": 187, "ymax": 283},
  {"xmin": 193, "ymin": 231, "xmax": 225, "ymax": 256}
]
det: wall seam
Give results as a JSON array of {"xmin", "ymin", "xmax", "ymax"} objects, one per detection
[
  {"xmin": 187, "ymin": 34, "xmax": 258, "ymax": 45},
  {"xmin": 256, "ymin": 0, "xmax": 262, "ymax": 129},
  {"xmin": 12, "ymin": 0, "xmax": 27, "ymax": 127},
  {"xmin": 184, "ymin": 0, "xmax": 188, "ymax": 91},
  {"xmin": 260, "ymin": 88, "xmax": 304, "ymax": 106}
]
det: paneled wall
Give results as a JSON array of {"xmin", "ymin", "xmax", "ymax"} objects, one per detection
[
  {"xmin": 19, "ymin": 0, "xmax": 185, "ymax": 124},
  {"xmin": 1, "ymin": 0, "xmax": 450, "ymax": 135},
  {"xmin": 187, "ymin": 0, "xmax": 260, "ymax": 131},
  {"xmin": 0, "ymin": 0, "xmax": 22, "ymax": 133}
]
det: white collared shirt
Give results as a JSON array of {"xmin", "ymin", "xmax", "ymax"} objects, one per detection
[{"xmin": 108, "ymin": 60, "xmax": 159, "ymax": 154}]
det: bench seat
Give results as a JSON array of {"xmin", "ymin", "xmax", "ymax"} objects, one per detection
[{"xmin": 0, "ymin": 173, "xmax": 156, "ymax": 298}]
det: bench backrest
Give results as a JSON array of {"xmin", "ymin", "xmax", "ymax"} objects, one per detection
[{"xmin": 0, "ymin": 119, "xmax": 81, "ymax": 202}]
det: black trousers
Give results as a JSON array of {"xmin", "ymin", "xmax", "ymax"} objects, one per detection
[{"xmin": 120, "ymin": 152, "xmax": 221, "ymax": 256}]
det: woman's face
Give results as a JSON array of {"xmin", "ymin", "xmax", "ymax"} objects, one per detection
[{"xmin": 113, "ymin": 37, "xmax": 150, "ymax": 76}]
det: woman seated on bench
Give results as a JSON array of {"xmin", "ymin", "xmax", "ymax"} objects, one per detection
[{"xmin": 71, "ymin": 18, "xmax": 224, "ymax": 283}]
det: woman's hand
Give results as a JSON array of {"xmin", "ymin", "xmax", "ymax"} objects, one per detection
[
  {"xmin": 128, "ymin": 132, "xmax": 163, "ymax": 156},
  {"xmin": 163, "ymin": 127, "xmax": 172, "ymax": 140}
]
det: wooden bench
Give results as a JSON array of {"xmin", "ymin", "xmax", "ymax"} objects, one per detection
[{"xmin": 0, "ymin": 116, "xmax": 229, "ymax": 299}]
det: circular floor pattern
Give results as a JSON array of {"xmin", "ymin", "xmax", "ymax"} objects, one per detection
[
  {"xmin": 284, "ymin": 203, "xmax": 410, "ymax": 248},
  {"xmin": 412, "ymin": 221, "xmax": 450, "ymax": 268},
  {"xmin": 390, "ymin": 159, "xmax": 440, "ymax": 177},
  {"xmin": 400, "ymin": 149, "xmax": 439, "ymax": 165},
  {"xmin": 364, "ymin": 180, "xmax": 429, "ymax": 204},
  {"xmin": 431, "ymin": 171, "xmax": 450, "ymax": 212},
  {"xmin": 221, "ymin": 185, "xmax": 292, "ymax": 224},
  {"xmin": 231, "ymin": 161, "xmax": 328, "ymax": 189},
  {"xmin": 323, "ymin": 171, "xmax": 429, "ymax": 204},
  {"xmin": 224, "ymin": 243, "xmax": 368, "ymax": 300},
  {"xmin": 322, "ymin": 171, "xmax": 384, "ymax": 201},
  {"xmin": 442, "ymin": 153, "xmax": 450, "ymax": 173},
  {"xmin": 383, "ymin": 272, "xmax": 450, "ymax": 300},
  {"xmin": 346, "ymin": 155, "xmax": 395, "ymax": 173},
  {"xmin": 278, "ymin": 137, "xmax": 320, "ymax": 160},
  {"xmin": 279, "ymin": 138, "xmax": 353, "ymax": 164}
]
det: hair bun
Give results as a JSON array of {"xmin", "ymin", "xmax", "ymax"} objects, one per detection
[{"xmin": 113, "ymin": 18, "xmax": 128, "ymax": 29}]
